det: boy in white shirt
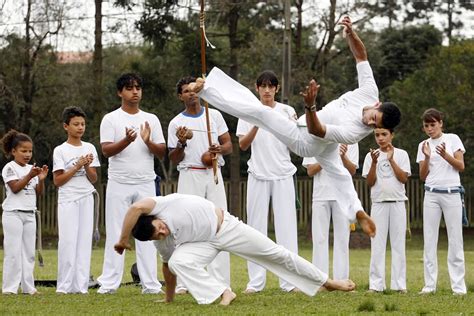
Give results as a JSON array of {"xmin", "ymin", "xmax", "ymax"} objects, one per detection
[
  {"xmin": 237, "ymin": 70, "xmax": 298, "ymax": 293},
  {"xmin": 303, "ymin": 143, "xmax": 358, "ymax": 280},
  {"xmin": 53, "ymin": 106, "xmax": 100, "ymax": 294},
  {"xmin": 168, "ymin": 76, "xmax": 232, "ymax": 293},
  {"xmin": 362, "ymin": 128, "xmax": 411, "ymax": 293},
  {"xmin": 98, "ymin": 73, "xmax": 166, "ymax": 294}
]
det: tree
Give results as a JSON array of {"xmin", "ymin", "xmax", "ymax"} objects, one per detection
[
  {"xmin": 388, "ymin": 40, "xmax": 474, "ymax": 182},
  {"xmin": 375, "ymin": 25, "xmax": 443, "ymax": 96}
]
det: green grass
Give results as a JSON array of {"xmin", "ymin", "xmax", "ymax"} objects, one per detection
[{"xmin": 1, "ymin": 232, "xmax": 474, "ymax": 314}]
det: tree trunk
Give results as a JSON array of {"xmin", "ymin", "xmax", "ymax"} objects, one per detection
[
  {"xmin": 21, "ymin": 0, "xmax": 33, "ymax": 134},
  {"xmin": 227, "ymin": 1, "xmax": 241, "ymax": 217}
]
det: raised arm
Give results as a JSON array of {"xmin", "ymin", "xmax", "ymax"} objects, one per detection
[
  {"xmin": 301, "ymin": 79, "xmax": 326, "ymax": 138},
  {"xmin": 340, "ymin": 16, "xmax": 367, "ymax": 63},
  {"xmin": 114, "ymin": 197, "xmax": 156, "ymax": 254}
]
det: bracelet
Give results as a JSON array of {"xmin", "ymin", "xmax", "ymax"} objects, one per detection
[{"xmin": 305, "ymin": 104, "xmax": 317, "ymax": 112}]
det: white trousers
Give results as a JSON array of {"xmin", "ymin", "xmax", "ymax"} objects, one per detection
[
  {"xmin": 200, "ymin": 69, "xmax": 362, "ymax": 222},
  {"xmin": 312, "ymin": 200, "xmax": 350, "ymax": 280},
  {"xmin": 98, "ymin": 180, "xmax": 161, "ymax": 293},
  {"xmin": 2, "ymin": 210, "xmax": 36, "ymax": 294},
  {"xmin": 246, "ymin": 174, "xmax": 298, "ymax": 291},
  {"xmin": 169, "ymin": 212, "xmax": 328, "ymax": 304},
  {"xmin": 176, "ymin": 168, "xmax": 230, "ymax": 290},
  {"xmin": 369, "ymin": 202, "xmax": 406, "ymax": 291},
  {"xmin": 422, "ymin": 192, "xmax": 466, "ymax": 294},
  {"xmin": 57, "ymin": 194, "xmax": 94, "ymax": 293}
]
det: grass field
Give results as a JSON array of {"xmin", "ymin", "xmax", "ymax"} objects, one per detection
[{"xmin": 1, "ymin": 231, "xmax": 473, "ymax": 315}]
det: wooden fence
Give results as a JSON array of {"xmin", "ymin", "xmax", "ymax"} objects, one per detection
[{"xmin": 1, "ymin": 177, "xmax": 472, "ymax": 235}]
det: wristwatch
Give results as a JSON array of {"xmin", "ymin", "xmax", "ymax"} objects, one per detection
[
  {"xmin": 176, "ymin": 141, "xmax": 187, "ymax": 149},
  {"xmin": 305, "ymin": 104, "xmax": 317, "ymax": 112}
]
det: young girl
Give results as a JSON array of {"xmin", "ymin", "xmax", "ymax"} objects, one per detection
[
  {"xmin": 416, "ymin": 108, "xmax": 466, "ymax": 295},
  {"xmin": 1, "ymin": 129, "xmax": 48, "ymax": 295}
]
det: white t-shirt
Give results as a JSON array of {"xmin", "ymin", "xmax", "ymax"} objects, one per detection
[
  {"xmin": 1, "ymin": 161, "xmax": 39, "ymax": 211},
  {"xmin": 416, "ymin": 133, "xmax": 465, "ymax": 188},
  {"xmin": 53, "ymin": 141, "xmax": 101, "ymax": 203},
  {"xmin": 168, "ymin": 108, "xmax": 228, "ymax": 170},
  {"xmin": 362, "ymin": 148, "xmax": 411, "ymax": 202},
  {"xmin": 236, "ymin": 102, "xmax": 297, "ymax": 180},
  {"xmin": 297, "ymin": 61, "xmax": 378, "ymax": 145},
  {"xmin": 149, "ymin": 193, "xmax": 218, "ymax": 262},
  {"xmin": 303, "ymin": 143, "xmax": 359, "ymax": 201},
  {"xmin": 100, "ymin": 108, "xmax": 165, "ymax": 184}
]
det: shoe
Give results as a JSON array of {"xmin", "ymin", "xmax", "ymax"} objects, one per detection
[
  {"xmin": 243, "ymin": 288, "xmax": 258, "ymax": 294},
  {"xmin": 2, "ymin": 292, "xmax": 16, "ymax": 295},
  {"xmin": 175, "ymin": 288, "xmax": 188, "ymax": 295},
  {"xmin": 396, "ymin": 289, "xmax": 407, "ymax": 294},
  {"xmin": 418, "ymin": 289, "xmax": 435, "ymax": 295},
  {"xmin": 453, "ymin": 291, "xmax": 466, "ymax": 296},
  {"xmin": 367, "ymin": 289, "xmax": 382, "ymax": 293},
  {"xmin": 142, "ymin": 288, "xmax": 164, "ymax": 294},
  {"xmin": 97, "ymin": 288, "xmax": 116, "ymax": 294}
]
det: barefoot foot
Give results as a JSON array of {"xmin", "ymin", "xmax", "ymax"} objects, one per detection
[
  {"xmin": 323, "ymin": 279, "xmax": 356, "ymax": 292},
  {"xmin": 219, "ymin": 289, "xmax": 236, "ymax": 306},
  {"xmin": 356, "ymin": 210, "xmax": 376, "ymax": 237}
]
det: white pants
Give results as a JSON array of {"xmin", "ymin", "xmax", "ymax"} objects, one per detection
[
  {"xmin": 2, "ymin": 210, "xmax": 36, "ymax": 294},
  {"xmin": 312, "ymin": 200, "xmax": 350, "ymax": 280},
  {"xmin": 422, "ymin": 192, "xmax": 466, "ymax": 294},
  {"xmin": 246, "ymin": 174, "xmax": 298, "ymax": 291},
  {"xmin": 369, "ymin": 202, "xmax": 406, "ymax": 291},
  {"xmin": 169, "ymin": 212, "xmax": 328, "ymax": 304},
  {"xmin": 176, "ymin": 168, "xmax": 230, "ymax": 290},
  {"xmin": 98, "ymin": 180, "xmax": 161, "ymax": 293},
  {"xmin": 56, "ymin": 194, "xmax": 94, "ymax": 293},
  {"xmin": 200, "ymin": 69, "xmax": 362, "ymax": 222}
]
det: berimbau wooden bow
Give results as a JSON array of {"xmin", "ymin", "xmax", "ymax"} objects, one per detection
[{"xmin": 200, "ymin": 0, "xmax": 218, "ymax": 184}]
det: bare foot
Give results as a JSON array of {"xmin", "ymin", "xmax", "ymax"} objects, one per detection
[
  {"xmin": 356, "ymin": 210, "xmax": 376, "ymax": 237},
  {"xmin": 188, "ymin": 78, "xmax": 205, "ymax": 93},
  {"xmin": 323, "ymin": 279, "xmax": 356, "ymax": 292},
  {"xmin": 219, "ymin": 289, "xmax": 236, "ymax": 306}
]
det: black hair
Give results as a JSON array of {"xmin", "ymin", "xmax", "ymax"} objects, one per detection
[
  {"xmin": 1, "ymin": 129, "xmax": 32, "ymax": 158},
  {"xmin": 256, "ymin": 70, "xmax": 279, "ymax": 87},
  {"xmin": 116, "ymin": 73, "xmax": 143, "ymax": 92},
  {"xmin": 176, "ymin": 76, "xmax": 197, "ymax": 95},
  {"xmin": 132, "ymin": 216, "xmax": 156, "ymax": 241},
  {"xmin": 62, "ymin": 106, "xmax": 86, "ymax": 125},
  {"xmin": 422, "ymin": 108, "xmax": 444, "ymax": 123},
  {"xmin": 379, "ymin": 102, "xmax": 401, "ymax": 130}
]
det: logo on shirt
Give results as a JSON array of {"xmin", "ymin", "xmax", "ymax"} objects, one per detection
[{"xmin": 377, "ymin": 159, "xmax": 394, "ymax": 179}]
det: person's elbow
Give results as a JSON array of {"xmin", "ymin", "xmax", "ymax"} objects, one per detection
[{"xmin": 457, "ymin": 162, "xmax": 465, "ymax": 173}]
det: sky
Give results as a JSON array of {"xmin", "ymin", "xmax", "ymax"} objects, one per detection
[{"xmin": 0, "ymin": 1, "xmax": 473, "ymax": 52}]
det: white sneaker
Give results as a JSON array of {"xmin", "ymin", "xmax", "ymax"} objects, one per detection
[
  {"xmin": 418, "ymin": 289, "xmax": 435, "ymax": 295},
  {"xmin": 142, "ymin": 288, "xmax": 164, "ymax": 294},
  {"xmin": 97, "ymin": 288, "xmax": 116, "ymax": 294},
  {"xmin": 453, "ymin": 291, "xmax": 466, "ymax": 296}
]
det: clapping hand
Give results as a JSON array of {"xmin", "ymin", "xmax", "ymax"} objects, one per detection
[
  {"xmin": 140, "ymin": 121, "xmax": 151, "ymax": 144},
  {"xmin": 422, "ymin": 141, "xmax": 431, "ymax": 158},
  {"xmin": 125, "ymin": 126, "xmax": 138, "ymax": 143},
  {"xmin": 370, "ymin": 148, "xmax": 380, "ymax": 163}
]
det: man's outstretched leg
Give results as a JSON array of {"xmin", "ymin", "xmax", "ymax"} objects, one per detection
[{"xmin": 357, "ymin": 210, "xmax": 376, "ymax": 237}]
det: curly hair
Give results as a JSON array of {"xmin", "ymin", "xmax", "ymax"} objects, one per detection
[{"xmin": 1, "ymin": 129, "xmax": 32, "ymax": 158}]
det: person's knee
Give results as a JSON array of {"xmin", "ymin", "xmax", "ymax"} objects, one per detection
[{"xmin": 168, "ymin": 254, "xmax": 191, "ymax": 273}]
